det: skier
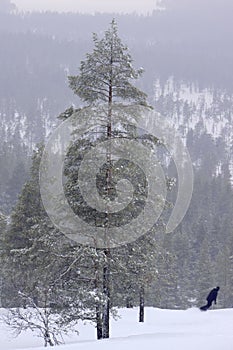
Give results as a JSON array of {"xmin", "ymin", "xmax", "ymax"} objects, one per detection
[{"xmin": 200, "ymin": 286, "xmax": 220, "ymax": 311}]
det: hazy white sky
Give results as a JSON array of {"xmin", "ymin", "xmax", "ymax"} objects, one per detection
[{"xmin": 13, "ymin": 0, "xmax": 158, "ymax": 14}]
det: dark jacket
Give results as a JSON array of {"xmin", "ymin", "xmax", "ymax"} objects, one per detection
[{"xmin": 206, "ymin": 287, "xmax": 220, "ymax": 304}]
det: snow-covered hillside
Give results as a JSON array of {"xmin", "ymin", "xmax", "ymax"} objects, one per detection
[
  {"xmin": 153, "ymin": 77, "xmax": 233, "ymax": 142},
  {"xmin": 1, "ymin": 307, "xmax": 233, "ymax": 350},
  {"xmin": 153, "ymin": 78, "xmax": 233, "ymax": 181}
]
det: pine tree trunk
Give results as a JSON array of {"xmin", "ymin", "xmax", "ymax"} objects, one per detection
[
  {"xmin": 139, "ymin": 286, "xmax": 145, "ymax": 322},
  {"xmin": 102, "ymin": 249, "xmax": 110, "ymax": 338},
  {"xmin": 96, "ymin": 304, "xmax": 103, "ymax": 340},
  {"xmin": 101, "ymin": 64, "xmax": 113, "ymax": 339},
  {"xmin": 94, "ymin": 258, "xmax": 103, "ymax": 340}
]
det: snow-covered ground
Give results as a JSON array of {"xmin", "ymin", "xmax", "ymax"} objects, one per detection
[{"xmin": 1, "ymin": 307, "xmax": 233, "ymax": 350}]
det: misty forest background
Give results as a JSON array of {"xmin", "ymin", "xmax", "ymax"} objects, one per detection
[{"xmin": 0, "ymin": 0, "xmax": 233, "ymax": 316}]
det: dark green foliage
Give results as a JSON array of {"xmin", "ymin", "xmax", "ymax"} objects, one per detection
[
  {"xmin": 68, "ymin": 19, "xmax": 147, "ymax": 106},
  {"xmin": 64, "ymin": 138, "xmax": 148, "ymax": 228}
]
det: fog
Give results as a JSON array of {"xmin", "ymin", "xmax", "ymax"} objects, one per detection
[
  {"xmin": 0, "ymin": 0, "xmax": 233, "ymax": 327},
  {"xmin": 13, "ymin": 0, "xmax": 158, "ymax": 14}
]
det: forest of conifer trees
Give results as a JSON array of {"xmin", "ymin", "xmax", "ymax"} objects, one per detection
[{"xmin": 0, "ymin": 1, "xmax": 233, "ymax": 344}]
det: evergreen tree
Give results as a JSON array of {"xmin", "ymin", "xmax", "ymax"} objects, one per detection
[
  {"xmin": 4, "ymin": 161, "xmax": 28, "ymax": 212},
  {"xmin": 112, "ymin": 231, "xmax": 160, "ymax": 322},
  {"xmin": 195, "ymin": 238, "xmax": 214, "ymax": 307},
  {"xmin": 68, "ymin": 19, "xmax": 147, "ymax": 106},
  {"xmin": 68, "ymin": 19, "xmax": 148, "ymax": 339},
  {"xmin": 2, "ymin": 146, "xmax": 104, "ymax": 345},
  {"xmin": 2, "ymin": 145, "xmax": 54, "ymax": 306},
  {"xmin": 215, "ymin": 246, "xmax": 233, "ymax": 308}
]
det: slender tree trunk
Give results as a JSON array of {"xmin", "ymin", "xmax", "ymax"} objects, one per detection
[
  {"xmin": 102, "ymin": 249, "xmax": 110, "ymax": 338},
  {"xmin": 101, "ymin": 56, "xmax": 113, "ymax": 338},
  {"xmin": 139, "ymin": 286, "xmax": 145, "ymax": 322},
  {"xmin": 96, "ymin": 304, "xmax": 103, "ymax": 340},
  {"xmin": 94, "ymin": 254, "xmax": 103, "ymax": 340}
]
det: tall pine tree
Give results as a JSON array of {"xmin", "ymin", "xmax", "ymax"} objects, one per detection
[{"xmin": 68, "ymin": 19, "xmax": 148, "ymax": 339}]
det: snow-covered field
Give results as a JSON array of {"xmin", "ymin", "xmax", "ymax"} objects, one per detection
[{"xmin": 1, "ymin": 307, "xmax": 233, "ymax": 350}]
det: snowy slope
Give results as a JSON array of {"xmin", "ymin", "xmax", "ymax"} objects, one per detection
[{"xmin": 1, "ymin": 307, "xmax": 233, "ymax": 350}]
